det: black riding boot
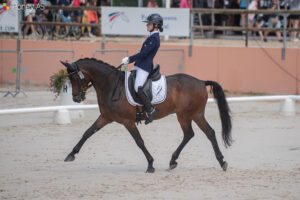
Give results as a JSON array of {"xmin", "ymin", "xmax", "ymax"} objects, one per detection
[{"xmin": 137, "ymin": 87, "xmax": 158, "ymax": 124}]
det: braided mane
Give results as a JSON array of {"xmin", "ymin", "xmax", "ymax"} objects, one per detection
[{"xmin": 76, "ymin": 58, "xmax": 117, "ymax": 70}]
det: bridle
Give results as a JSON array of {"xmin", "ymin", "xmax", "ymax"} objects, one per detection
[
  {"xmin": 67, "ymin": 62, "xmax": 93, "ymax": 101},
  {"xmin": 68, "ymin": 62, "xmax": 124, "ymax": 102}
]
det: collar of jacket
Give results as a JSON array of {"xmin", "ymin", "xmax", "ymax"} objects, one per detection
[{"xmin": 149, "ymin": 31, "xmax": 159, "ymax": 36}]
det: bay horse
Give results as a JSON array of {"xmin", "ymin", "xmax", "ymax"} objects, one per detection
[{"xmin": 61, "ymin": 58, "xmax": 232, "ymax": 173}]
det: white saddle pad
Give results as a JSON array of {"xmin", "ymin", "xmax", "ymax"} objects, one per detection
[{"xmin": 125, "ymin": 71, "xmax": 167, "ymax": 106}]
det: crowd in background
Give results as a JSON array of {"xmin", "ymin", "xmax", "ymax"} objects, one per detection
[
  {"xmin": 22, "ymin": 0, "xmax": 109, "ymax": 38},
  {"xmin": 19, "ymin": 0, "xmax": 300, "ymax": 41}
]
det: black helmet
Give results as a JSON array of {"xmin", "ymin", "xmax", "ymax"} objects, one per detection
[{"xmin": 143, "ymin": 13, "xmax": 163, "ymax": 32}]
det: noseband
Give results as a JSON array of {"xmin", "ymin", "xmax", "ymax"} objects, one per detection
[{"xmin": 68, "ymin": 63, "xmax": 93, "ymax": 99}]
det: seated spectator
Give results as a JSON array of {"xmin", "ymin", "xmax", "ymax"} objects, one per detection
[
  {"xmin": 23, "ymin": 0, "xmax": 37, "ymax": 37},
  {"xmin": 81, "ymin": 0, "xmax": 88, "ymax": 34},
  {"xmin": 87, "ymin": 0, "xmax": 98, "ymax": 37},
  {"xmin": 263, "ymin": 0, "xmax": 282, "ymax": 42},
  {"xmin": 171, "ymin": 0, "xmax": 180, "ymax": 7},
  {"xmin": 70, "ymin": 0, "xmax": 82, "ymax": 23},
  {"xmin": 227, "ymin": 0, "xmax": 240, "ymax": 30},
  {"xmin": 55, "ymin": 0, "xmax": 71, "ymax": 36},
  {"xmin": 147, "ymin": 0, "xmax": 158, "ymax": 8},
  {"xmin": 180, "ymin": 0, "xmax": 191, "ymax": 8},
  {"xmin": 238, "ymin": 0, "xmax": 247, "ymax": 34},
  {"xmin": 289, "ymin": 0, "xmax": 300, "ymax": 42},
  {"xmin": 248, "ymin": 0, "xmax": 264, "ymax": 41}
]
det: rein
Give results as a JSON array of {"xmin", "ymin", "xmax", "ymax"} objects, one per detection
[{"xmin": 111, "ymin": 64, "xmax": 124, "ymax": 102}]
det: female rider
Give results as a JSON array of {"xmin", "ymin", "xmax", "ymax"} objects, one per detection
[{"xmin": 121, "ymin": 13, "xmax": 163, "ymax": 125}]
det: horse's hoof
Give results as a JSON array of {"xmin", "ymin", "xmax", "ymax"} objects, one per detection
[
  {"xmin": 221, "ymin": 161, "xmax": 228, "ymax": 171},
  {"xmin": 64, "ymin": 154, "xmax": 75, "ymax": 162},
  {"xmin": 168, "ymin": 162, "xmax": 178, "ymax": 170},
  {"xmin": 146, "ymin": 167, "xmax": 155, "ymax": 173}
]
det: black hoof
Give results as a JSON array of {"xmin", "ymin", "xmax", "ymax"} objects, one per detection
[
  {"xmin": 146, "ymin": 167, "xmax": 155, "ymax": 173},
  {"xmin": 64, "ymin": 154, "xmax": 75, "ymax": 162},
  {"xmin": 168, "ymin": 162, "xmax": 178, "ymax": 170},
  {"xmin": 221, "ymin": 161, "xmax": 228, "ymax": 171}
]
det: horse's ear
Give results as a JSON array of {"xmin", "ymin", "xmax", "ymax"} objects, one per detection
[{"xmin": 60, "ymin": 61, "xmax": 70, "ymax": 68}]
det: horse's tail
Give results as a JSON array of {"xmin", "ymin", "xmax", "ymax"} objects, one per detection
[{"xmin": 205, "ymin": 81, "xmax": 232, "ymax": 147}]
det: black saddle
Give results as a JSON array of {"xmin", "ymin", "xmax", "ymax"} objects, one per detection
[{"xmin": 128, "ymin": 64, "xmax": 161, "ymax": 105}]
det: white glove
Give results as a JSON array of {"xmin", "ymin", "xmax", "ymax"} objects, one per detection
[{"xmin": 121, "ymin": 57, "xmax": 129, "ymax": 65}]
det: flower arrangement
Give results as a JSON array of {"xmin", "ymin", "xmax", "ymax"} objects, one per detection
[{"xmin": 49, "ymin": 69, "xmax": 68, "ymax": 100}]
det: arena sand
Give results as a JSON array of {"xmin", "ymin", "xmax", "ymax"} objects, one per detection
[{"xmin": 0, "ymin": 91, "xmax": 299, "ymax": 200}]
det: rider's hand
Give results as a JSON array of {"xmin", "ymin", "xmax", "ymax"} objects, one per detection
[{"xmin": 121, "ymin": 57, "xmax": 129, "ymax": 65}]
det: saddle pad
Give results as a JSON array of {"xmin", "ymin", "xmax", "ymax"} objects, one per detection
[{"xmin": 125, "ymin": 71, "xmax": 167, "ymax": 106}]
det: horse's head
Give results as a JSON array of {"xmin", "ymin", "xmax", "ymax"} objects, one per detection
[{"xmin": 60, "ymin": 61, "xmax": 92, "ymax": 103}]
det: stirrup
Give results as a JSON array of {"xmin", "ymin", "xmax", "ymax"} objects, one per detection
[{"xmin": 145, "ymin": 108, "xmax": 158, "ymax": 125}]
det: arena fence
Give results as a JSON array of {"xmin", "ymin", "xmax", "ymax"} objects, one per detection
[
  {"xmin": 0, "ymin": 95, "xmax": 299, "ymax": 124},
  {"xmin": 0, "ymin": 50, "xmax": 18, "ymax": 97}
]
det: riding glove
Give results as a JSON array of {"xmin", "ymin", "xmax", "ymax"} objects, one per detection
[{"xmin": 121, "ymin": 57, "xmax": 129, "ymax": 65}]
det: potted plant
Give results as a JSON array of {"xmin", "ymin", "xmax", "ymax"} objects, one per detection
[{"xmin": 49, "ymin": 69, "xmax": 68, "ymax": 100}]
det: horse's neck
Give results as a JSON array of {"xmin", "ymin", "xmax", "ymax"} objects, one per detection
[{"xmin": 86, "ymin": 64, "xmax": 122, "ymax": 99}]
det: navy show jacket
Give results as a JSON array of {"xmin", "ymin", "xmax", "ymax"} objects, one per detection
[{"xmin": 128, "ymin": 32, "xmax": 160, "ymax": 73}]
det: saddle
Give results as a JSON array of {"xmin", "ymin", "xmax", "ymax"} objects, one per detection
[{"xmin": 128, "ymin": 65, "xmax": 161, "ymax": 105}]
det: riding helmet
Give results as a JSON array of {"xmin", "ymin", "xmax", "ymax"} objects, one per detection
[{"xmin": 143, "ymin": 13, "xmax": 163, "ymax": 32}]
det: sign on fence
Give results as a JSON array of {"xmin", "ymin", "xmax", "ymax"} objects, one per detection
[
  {"xmin": 101, "ymin": 7, "xmax": 189, "ymax": 37},
  {"xmin": 0, "ymin": 0, "xmax": 18, "ymax": 33}
]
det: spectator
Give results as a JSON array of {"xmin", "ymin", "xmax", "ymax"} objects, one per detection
[
  {"xmin": 81, "ymin": 0, "xmax": 89, "ymax": 35},
  {"xmin": 55, "ymin": 0, "xmax": 71, "ymax": 36},
  {"xmin": 214, "ymin": 0, "xmax": 227, "ymax": 26},
  {"xmin": 171, "ymin": 0, "xmax": 181, "ymax": 7},
  {"xmin": 70, "ymin": 0, "xmax": 82, "ymax": 23},
  {"xmin": 289, "ymin": 0, "xmax": 300, "ymax": 42},
  {"xmin": 248, "ymin": 0, "xmax": 264, "ymax": 40},
  {"xmin": 180, "ymin": 0, "xmax": 191, "ymax": 8},
  {"xmin": 193, "ymin": 0, "xmax": 205, "ymax": 29},
  {"xmin": 147, "ymin": 0, "xmax": 158, "ymax": 7},
  {"xmin": 87, "ymin": 0, "xmax": 98, "ymax": 37},
  {"xmin": 263, "ymin": 0, "xmax": 282, "ymax": 42},
  {"xmin": 227, "ymin": 0, "xmax": 240, "ymax": 30},
  {"xmin": 23, "ymin": 0, "xmax": 37, "ymax": 37},
  {"xmin": 238, "ymin": 0, "xmax": 249, "ymax": 34}
]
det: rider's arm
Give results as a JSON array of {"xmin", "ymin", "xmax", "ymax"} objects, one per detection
[{"xmin": 128, "ymin": 37, "xmax": 158, "ymax": 63}]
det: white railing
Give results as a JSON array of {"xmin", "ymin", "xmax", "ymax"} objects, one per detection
[{"xmin": 0, "ymin": 95, "xmax": 298, "ymax": 124}]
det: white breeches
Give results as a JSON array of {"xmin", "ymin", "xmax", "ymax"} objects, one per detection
[{"xmin": 132, "ymin": 66, "xmax": 149, "ymax": 92}]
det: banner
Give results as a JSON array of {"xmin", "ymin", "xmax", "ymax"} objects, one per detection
[
  {"xmin": 101, "ymin": 7, "xmax": 190, "ymax": 37},
  {"xmin": 0, "ymin": 0, "xmax": 18, "ymax": 33}
]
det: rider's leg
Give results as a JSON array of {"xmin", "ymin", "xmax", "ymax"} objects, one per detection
[
  {"xmin": 134, "ymin": 67, "xmax": 158, "ymax": 124},
  {"xmin": 134, "ymin": 66, "xmax": 149, "ymax": 93}
]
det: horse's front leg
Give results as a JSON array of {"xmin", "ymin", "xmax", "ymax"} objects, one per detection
[
  {"xmin": 64, "ymin": 115, "xmax": 111, "ymax": 162},
  {"xmin": 124, "ymin": 122, "xmax": 155, "ymax": 173}
]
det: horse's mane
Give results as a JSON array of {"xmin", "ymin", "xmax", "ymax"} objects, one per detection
[{"xmin": 76, "ymin": 58, "xmax": 117, "ymax": 71}]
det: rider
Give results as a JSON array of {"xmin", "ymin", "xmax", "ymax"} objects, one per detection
[{"xmin": 121, "ymin": 13, "xmax": 163, "ymax": 125}]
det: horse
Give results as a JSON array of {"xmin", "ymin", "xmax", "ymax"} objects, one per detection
[{"xmin": 61, "ymin": 58, "xmax": 232, "ymax": 173}]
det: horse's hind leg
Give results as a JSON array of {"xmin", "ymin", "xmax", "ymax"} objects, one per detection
[
  {"xmin": 193, "ymin": 113, "xmax": 228, "ymax": 171},
  {"xmin": 124, "ymin": 122, "xmax": 155, "ymax": 173},
  {"xmin": 169, "ymin": 117, "xmax": 195, "ymax": 170},
  {"xmin": 64, "ymin": 115, "xmax": 111, "ymax": 162}
]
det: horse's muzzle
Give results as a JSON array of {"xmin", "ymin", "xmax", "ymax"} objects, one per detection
[{"xmin": 73, "ymin": 93, "xmax": 86, "ymax": 103}]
